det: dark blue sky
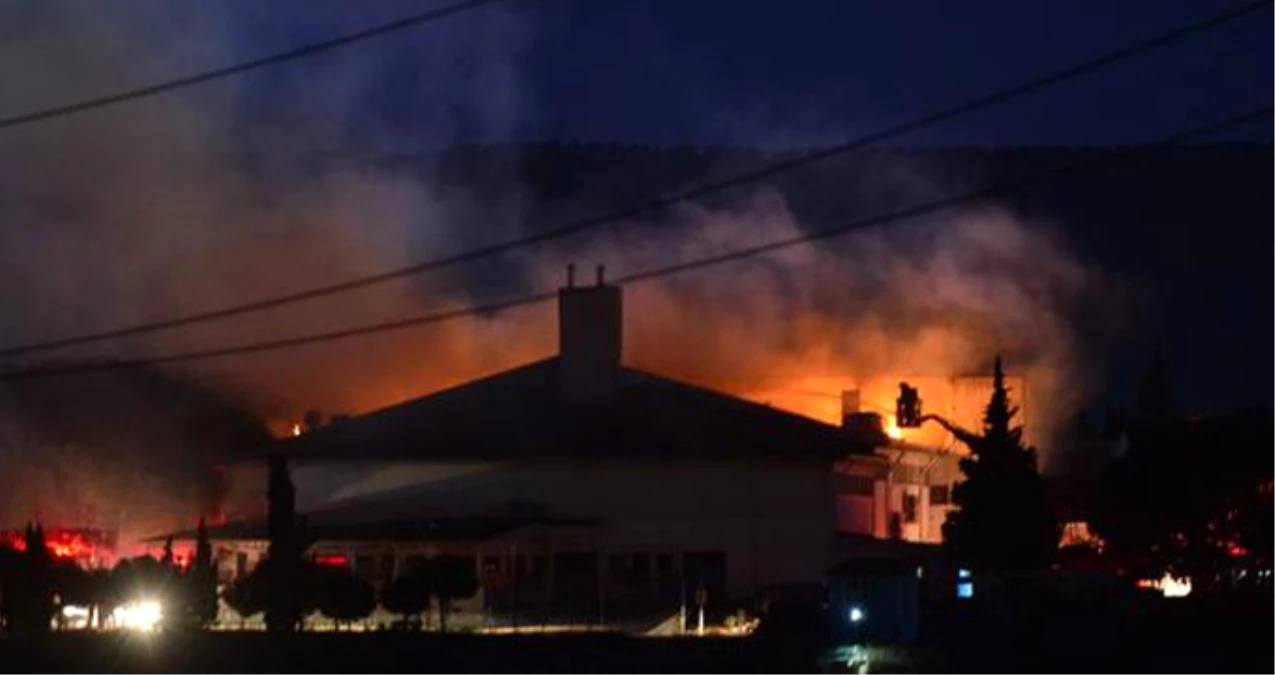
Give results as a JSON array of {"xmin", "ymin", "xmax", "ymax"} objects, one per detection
[
  {"xmin": 227, "ymin": 0, "xmax": 1272, "ymax": 147},
  {"xmin": 1, "ymin": 0, "xmax": 1269, "ymax": 416}
]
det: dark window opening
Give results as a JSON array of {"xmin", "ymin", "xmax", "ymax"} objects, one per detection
[
  {"xmin": 656, "ymin": 553, "xmax": 673, "ymax": 574},
  {"xmin": 903, "ymin": 493, "xmax": 918, "ymax": 523},
  {"xmin": 930, "ymin": 485, "xmax": 950, "ymax": 505},
  {"xmin": 843, "ymin": 475, "xmax": 875, "ymax": 496}
]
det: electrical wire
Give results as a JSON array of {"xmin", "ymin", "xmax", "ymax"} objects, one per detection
[
  {"xmin": 0, "ymin": 0, "xmax": 1265, "ymax": 359},
  {"xmin": 1, "ymin": 105, "xmax": 1265, "ymax": 380},
  {"xmin": 0, "ymin": 0, "xmax": 508, "ymax": 131}
]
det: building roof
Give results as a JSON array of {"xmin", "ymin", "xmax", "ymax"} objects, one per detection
[
  {"xmin": 151, "ymin": 515, "xmax": 591, "ymax": 544},
  {"xmin": 270, "ymin": 357, "xmax": 858, "ymax": 461}
]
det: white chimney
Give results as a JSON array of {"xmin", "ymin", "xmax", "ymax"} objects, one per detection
[{"xmin": 558, "ymin": 265, "xmax": 622, "ymax": 405}]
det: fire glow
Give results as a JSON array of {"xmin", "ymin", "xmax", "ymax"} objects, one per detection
[{"xmin": 0, "ymin": 528, "xmax": 108, "ymax": 565}]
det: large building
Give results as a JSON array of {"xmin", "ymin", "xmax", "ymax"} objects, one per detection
[
  {"xmin": 202, "ymin": 269, "xmax": 867, "ymax": 625},
  {"xmin": 187, "ymin": 268, "xmax": 1018, "ymax": 626}
]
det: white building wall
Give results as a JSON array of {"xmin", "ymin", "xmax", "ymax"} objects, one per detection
[{"xmin": 222, "ymin": 457, "xmax": 839, "ymax": 599}]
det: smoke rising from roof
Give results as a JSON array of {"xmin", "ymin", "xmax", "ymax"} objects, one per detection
[
  {"xmin": 530, "ymin": 187, "xmax": 1119, "ymax": 461},
  {"xmin": 0, "ymin": 1, "xmax": 1124, "ymax": 544}
]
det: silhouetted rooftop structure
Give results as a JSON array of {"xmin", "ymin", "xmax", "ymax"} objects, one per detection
[{"xmin": 274, "ymin": 357, "xmax": 856, "ymax": 461}]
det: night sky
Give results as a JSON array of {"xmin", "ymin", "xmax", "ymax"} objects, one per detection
[
  {"xmin": 220, "ymin": 0, "xmax": 1271, "ymax": 146},
  {"xmin": 0, "ymin": 0, "xmax": 1271, "ymax": 414}
]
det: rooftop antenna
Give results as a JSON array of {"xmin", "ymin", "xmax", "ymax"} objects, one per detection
[
  {"xmin": 596, "ymin": 265, "xmax": 606, "ymax": 286},
  {"xmin": 566, "ymin": 263, "xmax": 575, "ymax": 289}
]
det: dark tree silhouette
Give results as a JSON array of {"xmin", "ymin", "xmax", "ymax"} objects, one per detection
[
  {"xmin": 381, "ymin": 565, "xmax": 430, "ymax": 629},
  {"xmin": 0, "ymin": 545, "xmax": 19, "ymax": 633},
  {"xmin": 314, "ymin": 566, "xmax": 376, "ymax": 630},
  {"xmin": 108, "ymin": 554, "xmax": 172, "ymax": 624},
  {"xmin": 428, "ymin": 556, "xmax": 479, "ymax": 632},
  {"xmin": 265, "ymin": 454, "xmax": 309, "ymax": 631},
  {"xmin": 1131, "ymin": 345, "xmax": 1177, "ymax": 431},
  {"xmin": 1086, "ymin": 344, "xmax": 1224, "ymax": 576},
  {"xmin": 6, "ymin": 523, "xmax": 56, "ymax": 636},
  {"xmin": 222, "ymin": 566, "xmax": 267, "ymax": 629},
  {"xmin": 221, "ymin": 561, "xmax": 271, "ymax": 622},
  {"xmin": 942, "ymin": 356, "xmax": 1058, "ymax": 570},
  {"xmin": 178, "ymin": 517, "xmax": 219, "ymax": 628}
]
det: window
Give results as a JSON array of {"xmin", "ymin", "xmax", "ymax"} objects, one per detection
[
  {"xmin": 842, "ymin": 475, "xmax": 875, "ymax": 496},
  {"xmin": 656, "ymin": 553, "xmax": 673, "ymax": 574},
  {"xmin": 930, "ymin": 485, "xmax": 951, "ymax": 505},
  {"xmin": 893, "ymin": 464, "xmax": 924, "ymax": 484},
  {"xmin": 902, "ymin": 493, "xmax": 918, "ymax": 523},
  {"xmin": 524, "ymin": 555, "xmax": 545, "ymax": 576},
  {"xmin": 482, "ymin": 556, "xmax": 502, "ymax": 575},
  {"xmin": 631, "ymin": 553, "xmax": 650, "ymax": 575},
  {"xmin": 608, "ymin": 553, "xmax": 627, "ymax": 575},
  {"xmin": 235, "ymin": 551, "xmax": 248, "ymax": 577}
]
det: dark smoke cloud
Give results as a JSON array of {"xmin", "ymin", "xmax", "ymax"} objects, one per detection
[
  {"xmin": 525, "ymin": 186, "xmax": 1126, "ymax": 462},
  {"xmin": 0, "ymin": 0, "xmax": 540, "ymax": 544},
  {"xmin": 0, "ymin": 1, "xmax": 1126, "ymax": 544},
  {"xmin": 0, "ymin": 368, "xmax": 270, "ymax": 549}
]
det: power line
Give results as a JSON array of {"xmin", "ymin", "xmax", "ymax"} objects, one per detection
[
  {"xmin": 0, "ymin": 0, "xmax": 1265, "ymax": 360},
  {"xmin": 0, "ymin": 0, "xmax": 507, "ymax": 131},
  {"xmin": 1, "ymin": 105, "xmax": 1265, "ymax": 381}
]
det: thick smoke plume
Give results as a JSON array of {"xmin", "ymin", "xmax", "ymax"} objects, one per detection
[
  {"xmin": 532, "ymin": 188, "xmax": 1110, "ymax": 456},
  {"xmin": 0, "ymin": 2, "xmax": 1118, "ymax": 545}
]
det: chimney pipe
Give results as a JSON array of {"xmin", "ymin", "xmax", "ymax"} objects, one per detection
[
  {"xmin": 566, "ymin": 263, "xmax": 575, "ymax": 289},
  {"xmin": 558, "ymin": 269, "xmax": 622, "ymax": 405}
]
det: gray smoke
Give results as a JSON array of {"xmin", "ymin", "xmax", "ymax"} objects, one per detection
[{"xmin": 0, "ymin": 0, "xmax": 1125, "ymax": 547}]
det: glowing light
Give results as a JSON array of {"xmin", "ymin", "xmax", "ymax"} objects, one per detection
[
  {"xmin": 3, "ymin": 529, "xmax": 104, "ymax": 565},
  {"xmin": 315, "ymin": 554, "xmax": 348, "ymax": 566},
  {"xmin": 1059, "ymin": 521, "xmax": 1105, "ymax": 551},
  {"xmin": 113, "ymin": 600, "xmax": 163, "ymax": 632},
  {"xmin": 848, "ymin": 606, "xmax": 865, "ymax": 623},
  {"xmin": 1157, "ymin": 573, "xmax": 1192, "ymax": 598},
  {"xmin": 843, "ymin": 644, "xmax": 869, "ymax": 670},
  {"xmin": 61, "ymin": 605, "xmax": 90, "ymax": 620},
  {"xmin": 1137, "ymin": 573, "xmax": 1193, "ymax": 598},
  {"xmin": 957, "ymin": 568, "xmax": 971, "ymax": 579},
  {"xmin": 885, "ymin": 422, "xmax": 904, "ymax": 440},
  {"xmin": 956, "ymin": 582, "xmax": 974, "ymax": 599},
  {"xmin": 58, "ymin": 604, "xmax": 93, "ymax": 630},
  {"xmin": 291, "ymin": 423, "xmax": 302, "ymax": 437}
]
